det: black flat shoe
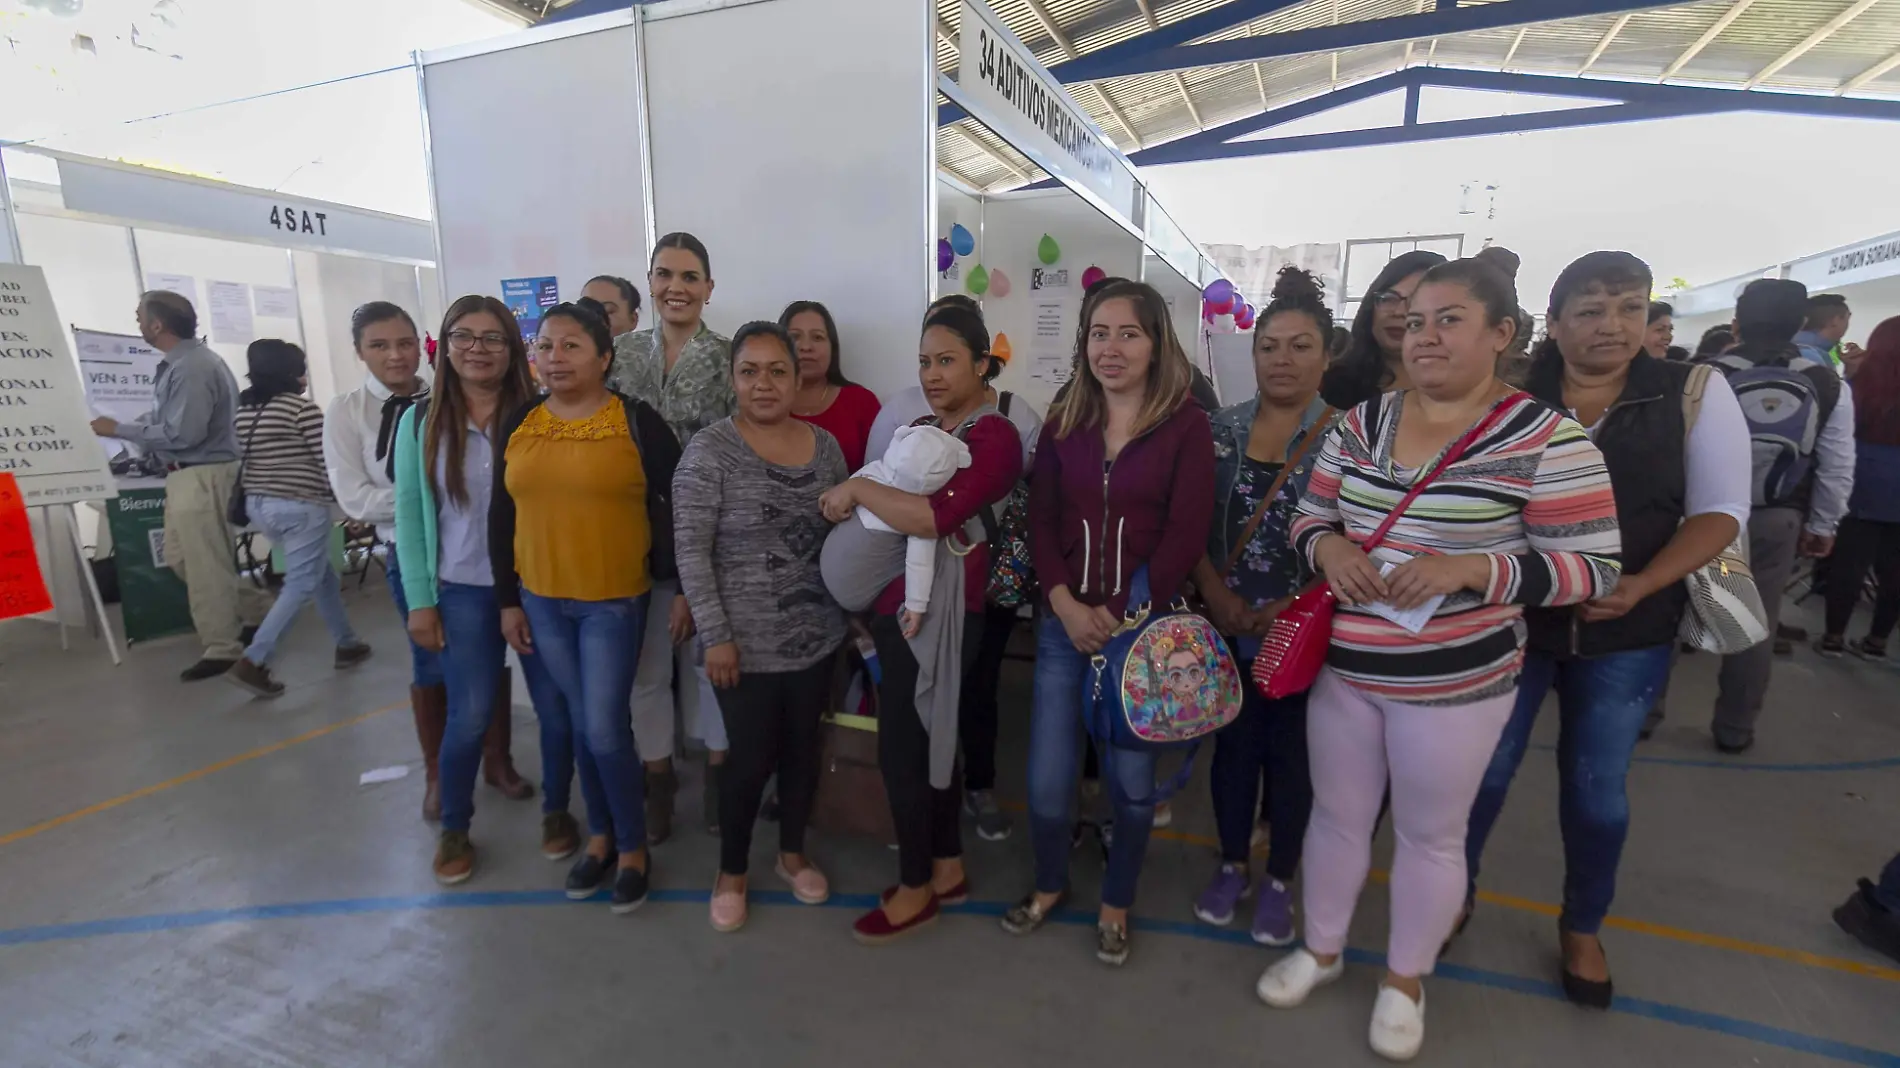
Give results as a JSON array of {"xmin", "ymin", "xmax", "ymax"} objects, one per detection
[
  {"xmin": 566, "ymin": 849, "xmax": 618, "ymax": 900},
  {"xmin": 1561, "ymin": 968, "xmax": 1614, "ymax": 1009}
]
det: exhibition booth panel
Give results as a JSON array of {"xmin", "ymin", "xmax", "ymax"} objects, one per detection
[{"xmin": 1674, "ymin": 229, "xmax": 1900, "ymax": 349}]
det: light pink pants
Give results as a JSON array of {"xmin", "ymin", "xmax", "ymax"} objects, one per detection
[{"xmin": 1300, "ymin": 666, "xmax": 1517, "ymax": 977}]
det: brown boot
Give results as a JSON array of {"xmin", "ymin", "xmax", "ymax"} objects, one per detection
[
  {"xmin": 484, "ymin": 667, "xmax": 536, "ymax": 801},
  {"xmin": 411, "ymin": 684, "xmax": 448, "ymax": 822}
]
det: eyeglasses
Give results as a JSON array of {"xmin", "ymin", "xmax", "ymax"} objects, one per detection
[
  {"xmin": 1373, "ymin": 289, "xmax": 1411, "ymax": 309},
  {"xmin": 447, "ymin": 329, "xmax": 510, "ymax": 352}
]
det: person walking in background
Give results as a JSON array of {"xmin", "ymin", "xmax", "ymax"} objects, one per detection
[
  {"xmin": 674, "ymin": 321, "xmax": 849, "ymax": 933},
  {"xmin": 1003, "ymin": 280, "xmax": 1215, "ymax": 967},
  {"xmin": 1464, "ymin": 252, "xmax": 1750, "ymax": 1009},
  {"xmin": 1320, "ymin": 250, "xmax": 1449, "ymax": 411},
  {"xmin": 781, "ymin": 300, "xmax": 881, "ymax": 471},
  {"xmin": 1797, "ymin": 293, "xmax": 1858, "ymax": 375},
  {"xmin": 581, "ymin": 275, "xmax": 642, "ymax": 338},
  {"xmin": 495, "ymin": 299, "xmax": 680, "ymax": 914},
  {"xmin": 1693, "ymin": 325, "xmax": 1735, "ymax": 360},
  {"xmin": 91, "ymin": 291, "xmax": 267, "ymax": 680},
  {"xmin": 1190, "ymin": 266, "xmax": 1333, "ymax": 945},
  {"xmin": 223, "ymin": 340, "xmax": 371, "ymax": 698},
  {"xmin": 609, "ymin": 232, "xmax": 733, "ymax": 841},
  {"xmin": 1818, "ymin": 317, "xmax": 1900, "ymax": 660},
  {"xmin": 394, "ymin": 296, "xmax": 566, "ymax": 884},
  {"xmin": 1259, "ymin": 258, "xmax": 1621, "ymax": 1061},
  {"xmin": 819, "ymin": 304, "xmax": 1020, "ymax": 945},
  {"xmin": 1644, "ymin": 301, "xmax": 1674, "ymax": 360},
  {"xmin": 1695, "ymin": 278, "xmax": 1855, "ymax": 753}
]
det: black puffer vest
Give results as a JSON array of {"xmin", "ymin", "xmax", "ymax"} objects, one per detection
[{"xmin": 1524, "ymin": 351, "xmax": 1693, "ymax": 658}]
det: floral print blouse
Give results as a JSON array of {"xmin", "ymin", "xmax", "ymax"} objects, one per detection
[{"xmin": 607, "ymin": 323, "xmax": 735, "ymax": 446}]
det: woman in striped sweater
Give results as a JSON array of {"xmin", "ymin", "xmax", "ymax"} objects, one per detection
[{"xmin": 1256, "ymin": 258, "xmax": 1621, "ymax": 1061}]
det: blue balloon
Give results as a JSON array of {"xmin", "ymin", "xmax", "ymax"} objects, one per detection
[{"xmin": 950, "ymin": 223, "xmax": 976, "ymax": 257}]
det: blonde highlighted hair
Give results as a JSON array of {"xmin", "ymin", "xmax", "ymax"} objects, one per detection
[{"xmin": 1049, "ymin": 279, "xmax": 1194, "ymax": 440}]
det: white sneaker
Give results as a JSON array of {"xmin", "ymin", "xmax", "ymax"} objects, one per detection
[
  {"xmin": 1368, "ymin": 984, "xmax": 1426, "ymax": 1062},
  {"xmin": 1255, "ymin": 949, "xmax": 1345, "ymax": 1008}
]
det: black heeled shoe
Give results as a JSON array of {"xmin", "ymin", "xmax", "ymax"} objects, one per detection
[{"xmin": 1559, "ymin": 929, "xmax": 1614, "ymax": 1009}]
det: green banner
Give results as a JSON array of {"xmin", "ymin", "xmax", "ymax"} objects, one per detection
[{"xmin": 106, "ymin": 487, "xmax": 194, "ymax": 643}]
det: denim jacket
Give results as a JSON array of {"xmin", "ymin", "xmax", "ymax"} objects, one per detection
[{"xmin": 1206, "ymin": 395, "xmax": 1334, "ymax": 578}]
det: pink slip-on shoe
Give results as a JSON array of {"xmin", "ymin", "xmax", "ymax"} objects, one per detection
[
  {"xmin": 775, "ymin": 859, "xmax": 830, "ymax": 905},
  {"xmin": 710, "ymin": 889, "xmax": 747, "ymax": 933}
]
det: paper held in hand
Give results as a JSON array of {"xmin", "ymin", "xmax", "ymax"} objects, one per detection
[{"xmin": 1359, "ymin": 561, "xmax": 1445, "ymax": 635}]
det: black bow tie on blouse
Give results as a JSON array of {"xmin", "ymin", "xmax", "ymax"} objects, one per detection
[{"xmin": 375, "ymin": 387, "xmax": 429, "ymax": 481}]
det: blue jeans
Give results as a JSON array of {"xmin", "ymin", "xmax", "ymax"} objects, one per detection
[
  {"xmin": 384, "ymin": 545, "xmax": 444, "ymax": 688},
  {"xmin": 1466, "ymin": 645, "xmax": 1674, "ymax": 934},
  {"xmin": 1211, "ymin": 655, "xmax": 1311, "ymax": 881},
  {"xmin": 520, "ymin": 590, "xmax": 649, "ymax": 853},
  {"xmin": 243, "ymin": 495, "xmax": 357, "ymax": 665},
  {"xmin": 1028, "ymin": 614, "xmax": 1158, "ymax": 910}
]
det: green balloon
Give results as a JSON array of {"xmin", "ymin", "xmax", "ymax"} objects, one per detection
[
  {"xmin": 1038, "ymin": 234, "xmax": 1061, "ymax": 265},
  {"xmin": 966, "ymin": 263, "xmax": 990, "ymax": 296}
]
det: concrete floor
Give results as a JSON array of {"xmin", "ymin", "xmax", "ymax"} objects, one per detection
[{"xmin": 1, "ymin": 581, "xmax": 1897, "ymax": 1068}]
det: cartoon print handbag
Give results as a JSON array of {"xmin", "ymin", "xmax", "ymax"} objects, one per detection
[{"xmin": 1085, "ymin": 568, "xmax": 1243, "ymax": 804}]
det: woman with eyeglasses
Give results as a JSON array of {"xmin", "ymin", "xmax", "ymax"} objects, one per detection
[
  {"xmin": 394, "ymin": 296, "xmax": 569, "ymax": 883},
  {"xmin": 493, "ymin": 298, "xmax": 682, "ymax": 912},
  {"xmin": 608, "ymin": 231, "xmax": 732, "ymax": 842},
  {"xmin": 1321, "ymin": 250, "xmax": 1448, "ymax": 411}
]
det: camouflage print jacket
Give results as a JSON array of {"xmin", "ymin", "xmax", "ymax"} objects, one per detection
[{"xmin": 607, "ymin": 323, "xmax": 735, "ymax": 446}]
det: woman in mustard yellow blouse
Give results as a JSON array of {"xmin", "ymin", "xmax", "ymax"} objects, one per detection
[{"xmin": 491, "ymin": 298, "xmax": 681, "ymax": 914}]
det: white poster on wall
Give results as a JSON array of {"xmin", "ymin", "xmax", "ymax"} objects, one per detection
[
  {"xmin": 0, "ymin": 265, "xmax": 118, "ymax": 505},
  {"xmin": 207, "ymin": 280, "xmax": 254, "ymax": 344},
  {"xmin": 253, "ymin": 284, "xmax": 299, "ymax": 319},
  {"xmin": 1029, "ymin": 297, "xmax": 1069, "ymax": 385},
  {"xmin": 144, "ymin": 272, "xmax": 195, "ymax": 300},
  {"xmin": 74, "ymin": 329, "xmax": 167, "ymax": 485}
]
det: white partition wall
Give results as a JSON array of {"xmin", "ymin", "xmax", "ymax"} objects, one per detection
[
  {"xmin": 642, "ymin": 0, "xmax": 932, "ymax": 401},
  {"xmin": 420, "ymin": 17, "xmax": 650, "ymax": 309},
  {"xmin": 1145, "ymin": 251, "xmax": 1214, "ymax": 389}
]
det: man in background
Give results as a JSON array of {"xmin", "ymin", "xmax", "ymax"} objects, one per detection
[
  {"xmin": 1797, "ymin": 293, "xmax": 1862, "ymax": 376},
  {"xmin": 91, "ymin": 291, "xmax": 266, "ymax": 680}
]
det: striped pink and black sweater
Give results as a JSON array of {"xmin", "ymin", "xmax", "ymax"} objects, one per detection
[{"xmin": 1289, "ymin": 392, "xmax": 1622, "ymax": 705}]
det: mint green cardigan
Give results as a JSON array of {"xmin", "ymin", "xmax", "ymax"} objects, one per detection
[{"xmin": 392, "ymin": 403, "xmax": 448, "ymax": 611}]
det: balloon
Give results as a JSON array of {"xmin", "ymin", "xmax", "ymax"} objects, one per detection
[
  {"xmin": 993, "ymin": 332, "xmax": 1013, "ymax": 364},
  {"xmin": 966, "ymin": 263, "xmax": 990, "ymax": 296},
  {"xmin": 937, "ymin": 238, "xmax": 954, "ymax": 273},
  {"xmin": 950, "ymin": 223, "xmax": 976, "ymax": 257},
  {"xmin": 1080, "ymin": 266, "xmax": 1106, "ymax": 290},
  {"xmin": 1038, "ymin": 234, "xmax": 1061, "ymax": 265},
  {"xmin": 1235, "ymin": 305, "xmax": 1256, "ymax": 330},
  {"xmin": 1203, "ymin": 279, "xmax": 1235, "ymax": 305},
  {"xmin": 990, "ymin": 269, "xmax": 1012, "ymax": 298},
  {"xmin": 1209, "ymin": 293, "xmax": 1236, "ymax": 316}
]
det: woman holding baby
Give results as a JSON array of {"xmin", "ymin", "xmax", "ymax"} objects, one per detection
[{"xmin": 817, "ymin": 304, "xmax": 1022, "ymax": 945}]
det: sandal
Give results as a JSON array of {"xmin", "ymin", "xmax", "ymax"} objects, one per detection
[
  {"xmin": 1000, "ymin": 890, "xmax": 1066, "ymax": 935},
  {"xmin": 1096, "ymin": 920, "xmax": 1131, "ymax": 966}
]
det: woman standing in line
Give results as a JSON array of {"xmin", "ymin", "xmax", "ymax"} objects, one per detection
[
  {"xmin": 1001, "ymin": 280, "xmax": 1215, "ymax": 967},
  {"xmin": 494, "ymin": 299, "xmax": 681, "ymax": 913},
  {"xmin": 224, "ymin": 340, "xmax": 371, "ymax": 698},
  {"xmin": 781, "ymin": 300, "xmax": 881, "ymax": 471},
  {"xmin": 1189, "ymin": 267, "xmax": 1333, "ymax": 944},
  {"xmin": 1817, "ymin": 317, "xmax": 1900, "ymax": 659},
  {"xmin": 675, "ymin": 321, "xmax": 850, "ymax": 931},
  {"xmin": 394, "ymin": 296, "xmax": 571, "ymax": 883},
  {"xmin": 609, "ymin": 232, "xmax": 732, "ymax": 841},
  {"xmin": 1260, "ymin": 259, "xmax": 1621, "ymax": 1061},
  {"xmin": 1320, "ymin": 250, "xmax": 1448, "ymax": 411},
  {"xmin": 1464, "ymin": 252, "xmax": 1750, "ymax": 1008},
  {"xmin": 818, "ymin": 305, "xmax": 1021, "ymax": 944}
]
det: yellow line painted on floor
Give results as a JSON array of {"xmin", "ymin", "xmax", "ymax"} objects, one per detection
[{"xmin": 0, "ymin": 703, "xmax": 402, "ymax": 849}]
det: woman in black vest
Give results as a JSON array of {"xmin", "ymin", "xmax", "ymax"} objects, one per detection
[{"xmin": 1462, "ymin": 252, "xmax": 1752, "ymax": 1008}]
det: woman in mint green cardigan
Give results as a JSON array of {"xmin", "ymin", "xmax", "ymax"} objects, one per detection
[{"xmin": 394, "ymin": 294, "xmax": 573, "ymax": 886}]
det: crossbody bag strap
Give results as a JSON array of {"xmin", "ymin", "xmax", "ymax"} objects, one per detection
[
  {"xmin": 234, "ymin": 396, "xmax": 270, "ymax": 489},
  {"xmin": 1220, "ymin": 407, "xmax": 1335, "ymax": 576},
  {"xmin": 1359, "ymin": 391, "xmax": 1528, "ymax": 556}
]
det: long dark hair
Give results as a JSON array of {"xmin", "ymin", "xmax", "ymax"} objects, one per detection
[
  {"xmin": 1321, "ymin": 249, "xmax": 1446, "ymax": 406},
  {"xmin": 779, "ymin": 300, "xmax": 849, "ymax": 386},
  {"xmin": 239, "ymin": 339, "xmax": 306, "ymax": 407},
  {"xmin": 1531, "ymin": 251, "xmax": 1653, "ymax": 368},
  {"xmin": 1854, "ymin": 316, "xmax": 1900, "ymax": 447},
  {"xmin": 426, "ymin": 295, "xmax": 534, "ymax": 508}
]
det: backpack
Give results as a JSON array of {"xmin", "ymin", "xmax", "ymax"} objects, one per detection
[
  {"xmin": 1708, "ymin": 351, "xmax": 1836, "ymax": 508},
  {"xmin": 984, "ymin": 391, "xmax": 1037, "ymax": 607}
]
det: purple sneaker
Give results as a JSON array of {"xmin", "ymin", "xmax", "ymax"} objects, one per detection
[
  {"xmin": 1253, "ymin": 878, "xmax": 1296, "ymax": 946},
  {"xmin": 1194, "ymin": 863, "xmax": 1251, "ymax": 927}
]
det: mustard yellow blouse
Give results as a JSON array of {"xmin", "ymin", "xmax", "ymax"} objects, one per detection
[{"xmin": 503, "ymin": 400, "xmax": 651, "ymax": 602}]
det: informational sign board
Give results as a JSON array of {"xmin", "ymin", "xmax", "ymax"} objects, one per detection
[
  {"xmin": 1785, "ymin": 230, "xmax": 1900, "ymax": 291},
  {"xmin": 103, "ymin": 486, "xmax": 192, "ymax": 642},
  {"xmin": 75, "ymin": 328, "xmax": 167, "ymax": 485},
  {"xmin": 0, "ymin": 472, "xmax": 54, "ymax": 621},
  {"xmin": 0, "ymin": 264, "xmax": 118, "ymax": 506},
  {"xmin": 501, "ymin": 276, "xmax": 559, "ymax": 342}
]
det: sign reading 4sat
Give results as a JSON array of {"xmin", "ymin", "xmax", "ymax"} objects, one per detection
[{"xmin": 268, "ymin": 205, "xmax": 330, "ymax": 237}]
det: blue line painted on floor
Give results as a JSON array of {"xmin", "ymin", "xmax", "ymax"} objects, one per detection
[
  {"xmin": 1530, "ymin": 744, "xmax": 1900, "ymax": 773},
  {"xmin": 3, "ymin": 891, "xmax": 1897, "ymax": 1067}
]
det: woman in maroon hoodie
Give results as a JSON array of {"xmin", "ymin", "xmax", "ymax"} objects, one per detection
[{"xmin": 1000, "ymin": 279, "xmax": 1216, "ymax": 966}]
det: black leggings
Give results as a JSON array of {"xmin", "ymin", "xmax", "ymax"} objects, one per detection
[
  {"xmin": 1823, "ymin": 517, "xmax": 1900, "ymax": 642},
  {"xmin": 958, "ymin": 603, "xmax": 1019, "ymax": 793},
  {"xmin": 714, "ymin": 660, "xmax": 830, "ymax": 876},
  {"xmin": 874, "ymin": 613, "xmax": 979, "ymax": 889}
]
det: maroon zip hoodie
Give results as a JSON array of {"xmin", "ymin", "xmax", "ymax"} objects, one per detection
[{"xmin": 1029, "ymin": 401, "xmax": 1215, "ymax": 618}]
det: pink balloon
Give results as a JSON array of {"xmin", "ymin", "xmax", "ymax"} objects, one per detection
[
  {"xmin": 1209, "ymin": 294, "xmax": 1236, "ymax": 316},
  {"xmin": 1081, "ymin": 266, "xmax": 1107, "ymax": 290},
  {"xmin": 990, "ymin": 269, "xmax": 1012, "ymax": 298}
]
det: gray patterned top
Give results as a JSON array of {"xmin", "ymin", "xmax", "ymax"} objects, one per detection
[
  {"xmin": 608, "ymin": 323, "xmax": 735, "ymax": 446},
  {"xmin": 672, "ymin": 417, "xmax": 849, "ymax": 672}
]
